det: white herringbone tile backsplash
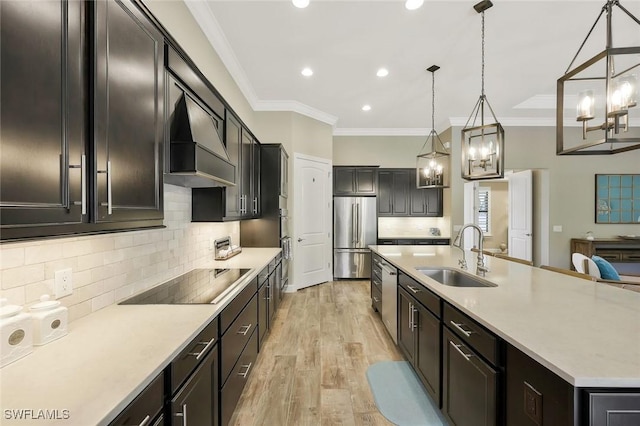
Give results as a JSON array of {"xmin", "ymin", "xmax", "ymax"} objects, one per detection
[{"xmin": 0, "ymin": 184, "xmax": 239, "ymax": 323}]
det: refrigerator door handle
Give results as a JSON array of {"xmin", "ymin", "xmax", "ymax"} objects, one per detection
[
  {"xmin": 356, "ymin": 202, "xmax": 360, "ymax": 245},
  {"xmin": 351, "ymin": 203, "xmax": 356, "ymax": 244}
]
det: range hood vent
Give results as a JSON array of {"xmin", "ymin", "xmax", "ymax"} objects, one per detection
[{"xmin": 166, "ymin": 93, "xmax": 236, "ymax": 188}]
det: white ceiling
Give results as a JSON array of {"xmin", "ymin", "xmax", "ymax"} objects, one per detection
[{"xmin": 185, "ymin": 0, "xmax": 640, "ymax": 135}]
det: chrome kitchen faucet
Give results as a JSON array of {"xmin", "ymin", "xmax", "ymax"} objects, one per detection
[{"xmin": 453, "ymin": 224, "xmax": 489, "ymax": 277}]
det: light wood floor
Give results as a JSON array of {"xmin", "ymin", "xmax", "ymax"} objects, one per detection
[{"xmin": 229, "ymin": 280, "xmax": 403, "ymax": 426}]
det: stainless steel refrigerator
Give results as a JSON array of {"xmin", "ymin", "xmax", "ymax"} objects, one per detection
[{"xmin": 333, "ymin": 197, "xmax": 377, "ymax": 279}]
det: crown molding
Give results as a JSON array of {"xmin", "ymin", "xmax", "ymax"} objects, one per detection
[
  {"xmin": 184, "ymin": 1, "xmax": 259, "ymax": 107},
  {"xmin": 333, "ymin": 128, "xmax": 431, "ymax": 136},
  {"xmin": 253, "ymin": 100, "xmax": 339, "ymax": 126}
]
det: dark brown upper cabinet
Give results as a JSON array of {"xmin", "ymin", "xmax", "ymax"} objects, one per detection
[
  {"xmin": 191, "ymin": 113, "xmax": 261, "ymax": 221},
  {"xmin": 93, "ymin": 0, "xmax": 164, "ymax": 223},
  {"xmin": 377, "ymin": 169, "xmax": 443, "ymax": 217},
  {"xmin": 0, "ymin": 0, "xmax": 87, "ymax": 238},
  {"xmin": 333, "ymin": 167, "xmax": 378, "ymax": 196},
  {"xmin": 0, "ymin": 0, "xmax": 164, "ymax": 241}
]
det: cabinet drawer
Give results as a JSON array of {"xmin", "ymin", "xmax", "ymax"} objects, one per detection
[
  {"xmin": 220, "ymin": 277, "xmax": 257, "ymax": 334},
  {"xmin": 444, "ymin": 304, "xmax": 499, "ymax": 366},
  {"xmin": 596, "ymin": 251, "xmax": 622, "ymax": 262},
  {"xmin": 110, "ymin": 372, "xmax": 164, "ymax": 426},
  {"xmin": 221, "ymin": 295, "xmax": 258, "ymax": 385},
  {"xmin": 221, "ymin": 329, "xmax": 258, "ymax": 426},
  {"xmin": 622, "ymin": 251, "xmax": 640, "ymax": 262},
  {"xmin": 171, "ymin": 317, "xmax": 218, "ymax": 395},
  {"xmin": 257, "ymin": 266, "xmax": 269, "ymax": 288},
  {"xmin": 371, "ymin": 285, "xmax": 382, "ymax": 313},
  {"xmin": 396, "ymin": 239, "xmax": 415, "ymax": 245},
  {"xmin": 398, "ymin": 272, "xmax": 440, "ymax": 318},
  {"xmin": 377, "ymin": 239, "xmax": 396, "ymax": 245}
]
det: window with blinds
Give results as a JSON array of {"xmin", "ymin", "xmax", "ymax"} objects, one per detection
[{"xmin": 477, "ymin": 187, "xmax": 490, "ymax": 234}]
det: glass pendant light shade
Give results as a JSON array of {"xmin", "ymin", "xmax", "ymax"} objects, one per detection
[
  {"xmin": 417, "ymin": 132, "xmax": 450, "ymax": 188},
  {"xmin": 557, "ymin": 1, "xmax": 640, "ymax": 155},
  {"xmin": 416, "ymin": 65, "xmax": 450, "ymax": 189},
  {"xmin": 461, "ymin": 0, "xmax": 504, "ymax": 180}
]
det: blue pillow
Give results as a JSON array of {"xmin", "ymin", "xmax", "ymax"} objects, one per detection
[{"xmin": 591, "ymin": 255, "xmax": 621, "ymax": 281}]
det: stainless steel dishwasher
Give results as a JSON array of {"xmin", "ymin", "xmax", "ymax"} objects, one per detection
[{"xmin": 380, "ymin": 261, "xmax": 398, "ymax": 344}]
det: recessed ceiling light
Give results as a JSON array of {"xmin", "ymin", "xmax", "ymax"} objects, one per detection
[
  {"xmin": 362, "ymin": 105, "xmax": 371, "ymax": 111},
  {"xmin": 292, "ymin": 0, "xmax": 309, "ymax": 8},
  {"xmin": 301, "ymin": 67, "xmax": 313, "ymax": 77},
  {"xmin": 405, "ymin": 0, "xmax": 424, "ymax": 10},
  {"xmin": 377, "ymin": 68, "xmax": 389, "ymax": 77}
]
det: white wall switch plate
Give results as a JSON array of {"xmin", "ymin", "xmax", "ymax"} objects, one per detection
[
  {"xmin": 54, "ymin": 268, "xmax": 73, "ymax": 298},
  {"xmin": 553, "ymin": 225, "xmax": 563, "ymax": 232}
]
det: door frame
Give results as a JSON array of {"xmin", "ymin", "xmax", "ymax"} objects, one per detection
[{"xmin": 291, "ymin": 152, "xmax": 333, "ymax": 291}]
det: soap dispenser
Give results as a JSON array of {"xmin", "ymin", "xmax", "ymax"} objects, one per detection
[
  {"xmin": 29, "ymin": 295, "xmax": 68, "ymax": 346},
  {"xmin": 0, "ymin": 298, "xmax": 33, "ymax": 367}
]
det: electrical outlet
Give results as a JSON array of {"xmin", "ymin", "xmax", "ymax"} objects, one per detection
[
  {"xmin": 54, "ymin": 268, "xmax": 73, "ymax": 298},
  {"xmin": 209, "ymin": 238, "xmax": 215, "ymax": 250},
  {"xmin": 553, "ymin": 225, "xmax": 563, "ymax": 232}
]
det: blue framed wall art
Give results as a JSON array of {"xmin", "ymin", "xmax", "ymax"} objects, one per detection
[{"xmin": 595, "ymin": 174, "xmax": 640, "ymax": 224}]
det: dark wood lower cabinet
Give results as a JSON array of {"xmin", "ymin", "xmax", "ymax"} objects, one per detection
[
  {"xmin": 506, "ymin": 344, "xmax": 573, "ymax": 426},
  {"xmin": 415, "ymin": 302, "xmax": 441, "ymax": 405},
  {"xmin": 170, "ymin": 343, "xmax": 218, "ymax": 426},
  {"xmin": 442, "ymin": 327, "xmax": 498, "ymax": 426},
  {"xmin": 397, "ymin": 286, "xmax": 441, "ymax": 406},
  {"xmin": 582, "ymin": 390, "xmax": 640, "ymax": 426},
  {"xmin": 221, "ymin": 330, "xmax": 258, "ymax": 426},
  {"xmin": 109, "ymin": 372, "xmax": 164, "ymax": 426},
  {"xmin": 258, "ymin": 282, "xmax": 269, "ymax": 348}
]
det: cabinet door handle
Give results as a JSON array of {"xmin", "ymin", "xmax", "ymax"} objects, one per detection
[
  {"xmin": 138, "ymin": 415, "xmax": 151, "ymax": 426},
  {"xmin": 450, "ymin": 341, "xmax": 474, "ymax": 361},
  {"xmin": 107, "ymin": 160, "xmax": 112, "ymax": 215},
  {"xmin": 237, "ymin": 324, "xmax": 252, "ymax": 336},
  {"xmin": 411, "ymin": 304, "xmax": 418, "ymax": 330},
  {"xmin": 188, "ymin": 337, "xmax": 216, "ymax": 361},
  {"xmin": 238, "ymin": 362, "xmax": 252, "ymax": 378},
  {"xmin": 69, "ymin": 155, "xmax": 87, "ymax": 214},
  {"xmin": 80, "ymin": 155, "xmax": 87, "ymax": 214},
  {"xmin": 253, "ymin": 197, "xmax": 258, "ymax": 214},
  {"xmin": 372, "ymin": 296, "xmax": 380, "ymax": 303},
  {"xmin": 406, "ymin": 285, "xmax": 420, "ymax": 294},
  {"xmin": 408, "ymin": 302, "xmax": 413, "ymax": 330},
  {"xmin": 450, "ymin": 320, "xmax": 474, "ymax": 337},
  {"xmin": 174, "ymin": 403, "xmax": 187, "ymax": 426}
]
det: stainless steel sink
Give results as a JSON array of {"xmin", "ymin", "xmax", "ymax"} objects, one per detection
[{"xmin": 416, "ymin": 267, "xmax": 497, "ymax": 288}]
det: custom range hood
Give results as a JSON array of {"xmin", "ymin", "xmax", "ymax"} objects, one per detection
[{"xmin": 165, "ymin": 92, "xmax": 236, "ymax": 188}]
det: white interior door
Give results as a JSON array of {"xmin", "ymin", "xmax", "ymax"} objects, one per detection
[
  {"xmin": 293, "ymin": 153, "xmax": 332, "ymax": 290},
  {"xmin": 463, "ymin": 181, "xmax": 479, "ymax": 250},
  {"xmin": 508, "ymin": 170, "xmax": 533, "ymax": 261}
]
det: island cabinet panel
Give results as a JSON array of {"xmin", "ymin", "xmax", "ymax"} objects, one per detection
[
  {"xmin": 582, "ymin": 391, "xmax": 640, "ymax": 426},
  {"xmin": 506, "ymin": 344, "xmax": 574, "ymax": 426}
]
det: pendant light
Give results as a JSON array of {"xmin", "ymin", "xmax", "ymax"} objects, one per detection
[
  {"xmin": 416, "ymin": 65, "xmax": 450, "ymax": 189},
  {"xmin": 557, "ymin": 0, "xmax": 640, "ymax": 155},
  {"xmin": 461, "ymin": 0, "xmax": 504, "ymax": 181}
]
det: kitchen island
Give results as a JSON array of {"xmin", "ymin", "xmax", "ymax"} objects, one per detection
[
  {"xmin": 371, "ymin": 244, "xmax": 640, "ymax": 426},
  {"xmin": 0, "ymin": 248, "xmax": 280, "ymax": 426}
]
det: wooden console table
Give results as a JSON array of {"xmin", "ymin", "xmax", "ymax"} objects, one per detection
[{"xmin": 570, "ymin": 238, "xmax": 640, "ymax": 275}]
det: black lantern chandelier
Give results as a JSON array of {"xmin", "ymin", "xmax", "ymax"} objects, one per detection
[
  {"xmin": 416, "ymin": 65, "xmax": 450, "ymax": 189},
  {"xmin": 557, "ymin": 0, "xmax": 640, "ymax": 155},
  {"xmin": 461, "ymin": 0, "xmax": 504, "ymax": 181}
]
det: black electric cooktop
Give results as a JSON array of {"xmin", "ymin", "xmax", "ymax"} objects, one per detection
[{"xmin": 120, "ymin": 268, "xmax": 252, "ymax": 305}]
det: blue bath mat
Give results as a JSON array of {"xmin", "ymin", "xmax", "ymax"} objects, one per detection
[{"xmin": 366, "ymin": 361, "xmax": 447, "ymax": 426}]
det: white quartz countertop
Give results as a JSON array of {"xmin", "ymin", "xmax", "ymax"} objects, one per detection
[
  {"xmin": 0, "ymin": 248, "xmax": 280, "ymax": 426},
  {"xmin": 371, "ymin": 245, "xmax": 640, "ymax": 388}
]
